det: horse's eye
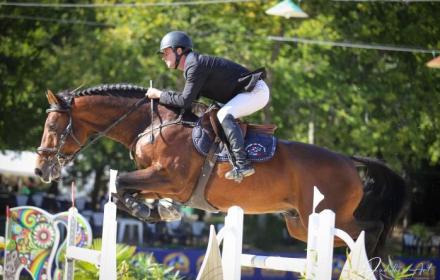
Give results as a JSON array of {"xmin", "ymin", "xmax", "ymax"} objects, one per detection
[{"xmin": 47, "ymin": 124, "xmax": 57, "ymax": 131}]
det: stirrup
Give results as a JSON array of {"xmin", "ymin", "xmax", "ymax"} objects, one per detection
[
  {"xmin": 225, "ymin": 167, "xmax": 243, "ymax": 183},
  {"xmin": 225, "ymin": 166, "xmax": 255, "ymax": 183},
  {"xmin": 240, "ymin": 166, "xmax": 255, "ymax": 177}
]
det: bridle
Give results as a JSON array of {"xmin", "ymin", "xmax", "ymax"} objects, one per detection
[
  {"xmin": 36, "ymin": 106, "xmax": 83, "ymax": 166},
  {"xmin": 37, "ymin": 96, "xmax": 149, "ymax": 168},
  {"xmin": 36, "ymin": 93, "xmax": 197, "ymax": 171}
]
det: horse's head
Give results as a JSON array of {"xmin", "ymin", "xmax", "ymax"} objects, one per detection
[
  {"xmin": 34, "ymin": 83, "xmax": 186, "ymax": 183},
  {"xmin": 35, "ymin": 90, "xmax": 84, "ymax": 183}
]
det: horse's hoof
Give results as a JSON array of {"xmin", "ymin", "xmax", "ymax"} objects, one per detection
[{"xmin": 157, "ymin": 199, "xmax": 181, "ymax": 222}]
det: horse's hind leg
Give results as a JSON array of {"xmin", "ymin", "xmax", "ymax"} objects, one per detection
[
  {"xmin": 283, "ymin": 212, "xmax": 308, "ymax": 242},
  {"xmin": 355, "ymin": 219, "xmax": 384, "ymax": 257},
  {"xmin": 283, "ymin": 206, "xmax": 365, "ymax": 246},
  {"xmin": 334, "ymin": 216, "xmax": 384, "ymax": 258},
  {"xmin": 285, "ymin": 210, "xmax": 383, "ymax": 258}
]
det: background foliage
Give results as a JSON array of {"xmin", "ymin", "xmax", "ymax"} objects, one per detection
[{"xmin": 0, "ymin": 0, "xmax": 439, "ymax": 224}]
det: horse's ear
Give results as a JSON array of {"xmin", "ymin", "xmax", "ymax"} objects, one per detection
[{"xmin": 46, "ymin": 89, "xmax": 59, "ymax": 105}]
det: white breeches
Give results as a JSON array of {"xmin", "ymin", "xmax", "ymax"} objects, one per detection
[{"xmin": 217, "ymin": 80, "xmax": 270, "ymax": 123}]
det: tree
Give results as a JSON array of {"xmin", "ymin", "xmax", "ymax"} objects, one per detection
[{"xmin": 1, "ymin": 0, "xmax": 439, "ymax": 225}]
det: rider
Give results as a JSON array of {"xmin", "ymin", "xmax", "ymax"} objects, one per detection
[{"xmin": 147, "ymin": 31, "xmax": 270, "ymax": 181}]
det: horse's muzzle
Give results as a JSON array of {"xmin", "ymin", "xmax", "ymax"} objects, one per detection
[
  {"xmin": 35, "ymin": 159, "xmax": 61, "ymax": 183},
  {"xmin": 34, "ymin": 168, "xmax": 43, "ymax": 177}
]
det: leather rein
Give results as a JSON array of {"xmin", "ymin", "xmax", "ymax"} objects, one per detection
[{"xmin": 36, "ymin": 96, "xmax": 188, "ymax": 167}]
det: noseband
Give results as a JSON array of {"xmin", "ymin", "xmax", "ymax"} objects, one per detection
[
  {"xmin": 37, "ymin": 96, "xmax": 150, "ymax": 167},
  {"xmin": 36, "ymin": 106, "xmax": 83, "ymax": 167}
]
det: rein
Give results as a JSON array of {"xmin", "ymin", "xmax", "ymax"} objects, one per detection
[
  {"xmin": 37, "ymin": 96, "xmax": 149, "ymax": 166},
  {"xmin": 132, "ymin": 108, "xmax": 194, "ymax": 147}
]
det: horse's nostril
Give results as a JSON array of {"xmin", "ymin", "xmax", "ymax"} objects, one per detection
[{"xmin": 34, "ymin": 168, "xmax": 43, "ymax": 177}]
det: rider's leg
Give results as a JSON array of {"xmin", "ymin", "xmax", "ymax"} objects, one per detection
[
  {"xmin": 221, "ymin": 114, "xmax": 255, "ymax": 180},
  {"xmin": 217, "ymin": 80, "xmax": 270, "ymax": 180}
]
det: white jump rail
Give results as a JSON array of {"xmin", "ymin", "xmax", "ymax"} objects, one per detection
[
  {"xmin": 197, "ymin": 186, "xmax": 376, "ymax": 280},
  {"xmin": 64, "ymin": 169, "xmax": 118, "ymax": 280}
]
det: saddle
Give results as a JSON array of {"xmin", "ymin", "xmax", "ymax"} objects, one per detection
[
  {"xmin": 192, "ymin": 108, "xmax": 277, "ymax": 162},
  {"xmin": 186, "ymin": 106, "xmax": 277, "ymax": 212}
]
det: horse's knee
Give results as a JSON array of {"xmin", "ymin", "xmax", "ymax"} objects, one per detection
[
  {"xmin": 115, "ymin": 174, "xmax": 130, "ymax": 193},
  {"xmin": 115, "ymin": 172, "xmax": 142, "ymax": 192}
]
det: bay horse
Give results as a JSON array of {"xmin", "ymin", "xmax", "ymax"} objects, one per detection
[{"xmin": 35, "ymin": 84, "xmax": 407, "ymax": 257}]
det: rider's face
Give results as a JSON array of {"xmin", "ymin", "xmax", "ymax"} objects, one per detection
[{"xmin": 161, "ymin": 48, "xmax": 176, "ymax": 68}]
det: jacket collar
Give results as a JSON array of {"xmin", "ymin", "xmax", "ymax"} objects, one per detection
[{"xmin": 183, "ymin": 52, "xmax": 196, "ymax": 78}]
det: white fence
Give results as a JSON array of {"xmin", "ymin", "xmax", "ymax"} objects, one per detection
[
  {"xmin": 63, "ymin": 169, "xmax": 118, "ymax": 280},
  {"xmin": 197, "ymin": 186, "xmax": 376, "ymax": 280}
]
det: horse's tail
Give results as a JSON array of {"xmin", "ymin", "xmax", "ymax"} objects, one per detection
[{"xmin": 351, "ymin": 156, "xmax": 409, "ymax": 255}]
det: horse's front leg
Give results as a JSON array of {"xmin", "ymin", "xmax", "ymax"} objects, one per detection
[
  {"xmin": 116, "ymin": 165, "xmax": 172, "ymax": 192},
  {"xmin": 114, "ymin": 167, "xmax": 181, "ymax": 223}
]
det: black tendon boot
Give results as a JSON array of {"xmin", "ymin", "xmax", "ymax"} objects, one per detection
[
  {"xmin": 221, "ymin": 114, "xmax": 255, "ymax": 181},
  {"xmin": 119, "ymin": 192, "xmax": 152, "ymax": 221}
]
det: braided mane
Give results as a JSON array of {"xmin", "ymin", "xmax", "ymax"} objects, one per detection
[
  {"xmin": 54, "ymin": 83, "xmax": 187, "ymax": 117},
  {"xmin": 74, "ymin": 83, "xmax": 148, "ymax": 98},
  {"xmin": 57, "ymin": 84, "xmax": 148, "ymax": 100},
  {"xmin": 55, "ymin": 83, "xmax": 149, "ymax": 107}
]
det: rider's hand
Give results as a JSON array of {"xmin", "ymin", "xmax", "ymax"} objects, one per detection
[{"xmin": 146, "ymin": 87, "xmax": 162, "ymax": 99}]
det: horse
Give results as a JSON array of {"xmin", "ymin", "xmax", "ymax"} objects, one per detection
[{"xmin": 35, "ymin": 83, "xmax": 407, "ymax": 257}]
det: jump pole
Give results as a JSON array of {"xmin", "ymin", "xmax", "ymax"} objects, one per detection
[
  {"xmin": 64, "ymin": 169, "xmax": 118, "ymax": 280},
  {"xmin": 206, "ymin": 187, "xmax": 342, "ymax": 280}
]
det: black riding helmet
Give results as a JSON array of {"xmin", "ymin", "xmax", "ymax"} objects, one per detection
[{"xmin": 159, "ymin": 31, "xmax": 193, "ymax": 69}]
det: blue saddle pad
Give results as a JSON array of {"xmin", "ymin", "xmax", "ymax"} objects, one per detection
[{"xmin": 192, "ymin": 121, "xmax": 277, "ymax": 162}]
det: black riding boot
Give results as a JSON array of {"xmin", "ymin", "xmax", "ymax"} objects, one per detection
[{"xmin": 221, "ymin": 114, "xmax": 255, "ymax": 181}]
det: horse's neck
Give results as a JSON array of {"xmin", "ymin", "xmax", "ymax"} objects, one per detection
[
  {"xmin": 73, "ymin": 96, "xmax": 146, "ymax": 147},
  {"xmin": 73, "ymin": 96, "xmax": 180, "ymax": 148}
]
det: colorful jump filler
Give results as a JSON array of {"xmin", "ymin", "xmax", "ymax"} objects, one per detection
[{"xmin": 2, "ymin": 205, "xmax": 91, "ymax": 280}]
